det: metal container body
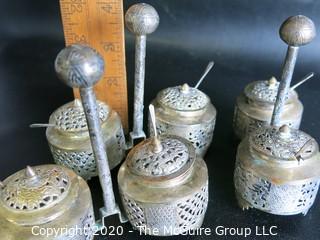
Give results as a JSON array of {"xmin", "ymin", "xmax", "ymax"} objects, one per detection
[
  {"xmin": 46, "ymin": 100, "xmax": 126, "ymax": 180},
  {"xmin": 149, "ymin": 85, "xmax": 216, "ymax": 157},
  {"xmin": 234, "ymin": 126, "xmax": 320, "ymax": 215},
  {"xmin": 233, "ymin": 79, "xmax": 303, "ymax": 139},
  {"xmin": 118, "ymin": 136, "xmax": 209, "ymax": 236},
  {"xmin": 0, "ymin": 165, "xmax": 95, "ymax": 240},
  {"xmin": 233, "ymin": 94, "xmax": 302, "ymax": 139}
]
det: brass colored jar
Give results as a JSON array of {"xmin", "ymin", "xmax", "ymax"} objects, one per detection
[
  {"xmin": 233, "ymin": 77, "xmax": 303, "ymax": 139},
  {"xmin": 234, "ymin": 125, "xmax": 320, "ymax": 215},
  {"xmin": 150, "ymin": 83, "xmax": 216, "ymax": 157},
  {"xmin": 118, "ymin": 135, "xmax": 208, "ymax": 236},
  {"xmin": 46, "ymin": 99, "xmax": 126, "ymax": 180},
  {"xmin": 0, "ymin": 165, "xmax": 95, "ymax": 239}
]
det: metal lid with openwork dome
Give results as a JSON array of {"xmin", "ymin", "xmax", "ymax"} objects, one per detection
[
  {"xmin": 244, "ymin": 77, "xmax": 295, "ymax": 104},
  {"xmin": 49, "ymin": 99, "xmax": 110, "ymax": 133},
  {"xmin": 0, "ymin": 165, "xmax": 71, "ymax": 212},
  {"xmin": 156, "ymin": 84, "xmax": 210, "ymax": 111},
  {"xmin": 126, "ymin": 135, "xmax": 196, "ymax": 180},
  {"xmin": 249, "ymin": 125, "xmax": 318, "ymax": 161}
]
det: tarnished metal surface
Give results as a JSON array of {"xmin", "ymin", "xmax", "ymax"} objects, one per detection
[
  {"xmin": 55, "ymin": 44, "xmax": 125, "ymax": 223},
  {"xmin": 150, "ymin": 84, "xmax": 216, "ymax": 157},
  {"xmin": 234, "ymin": 161, "xmax": 320, "ymax": 215},
  {"xmin": 234, "ymin": 125, "xmax": 320, "ymax": 215},
  {"xmin": 233, "ymin": 77, "xmax": 303, "ymax": 139},
  {"xmin": 0, "ymin": 165, "xmax": 95, "ymax": 239},
  {"xmin": 119, "ymin": 110, "xmax": 208, "ymax": 236},
  {"xmin": 125, "ymin": 3, "xmax": 159, "ymax": 144},
  {"xmin": 47, "ymin": 99, "xmax": 125, "ymax": 180}
]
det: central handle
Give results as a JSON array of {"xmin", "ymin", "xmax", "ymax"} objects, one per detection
[
  {"xmin": 125, "ymin": 3, "xmax": 159, "ymax": 142},
  {"xmin": 271, "ymin": 15, "xmax": 316, "ymax": 126}
]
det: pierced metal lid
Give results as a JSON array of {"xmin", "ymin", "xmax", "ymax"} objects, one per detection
[
  {"xmin": 0, "ymin": 165, "xmax": 70, "ymax": 212},
  {"xmin": 126, "ymin": 136, "xmax": 196, "ymax": 179},
  {"xmin": 49, "ymin": 99, "xmax": 110, "ymax": 132},
  {"xmin": 156, "ymin": 84, "xmax": 210, "ymax": 111},
  {"xmin": 244, "ymin": 77, "xmax": 294, "ymax": 103},
  {"xmin": 250, "ymin": 125, "xmax": 318, "ymax": 161}
]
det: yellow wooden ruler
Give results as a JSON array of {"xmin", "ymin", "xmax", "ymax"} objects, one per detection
[{"xmin": 59, "ymin": 0, "xmax": 128, "ymax": 132}]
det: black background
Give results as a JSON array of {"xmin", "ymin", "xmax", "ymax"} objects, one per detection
[{"xmin": 0, "ymin": 0, "xmax": 320, "ymax": 239}]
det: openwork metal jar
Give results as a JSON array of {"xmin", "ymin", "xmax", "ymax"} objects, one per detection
[
  {"xmin": 0, "ymin": 165, "xmax": 95, "ymax": 239},
  {"xmin": 234, "ymin": 125, "xmax": 320, "ymax": 215},
  {"xmin": 46, "ymin": 99, "xmax": 126, "ymax": 180},
  {"xmin": 118, "ymin": 135, "xmax": 209, "ymax": 236},
  {"xmin": 233, "ymin": 77, "xmax": 303, "ymax": 139},
  {"xmin": 149, "ymin": 83, "xmax": 216, "ymax": 157}
]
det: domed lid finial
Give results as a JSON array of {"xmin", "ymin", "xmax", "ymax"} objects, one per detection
[
  {"xmin": 180, "ymin": 83, "xmax": 190, "ymax": 93},
  {"xmin": 268, "ymin": 76, "xmax": 278, "ymax": 87},
  {"xmin": 25, "ymin": 166, "xmax": 37, "ymax": 178}
]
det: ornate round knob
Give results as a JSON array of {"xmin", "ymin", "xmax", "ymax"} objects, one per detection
[
  {"xmin": 55, "ymin": 44, "xmax": 105, "ymax": 88},
  {"xmin": 125, "ymin": 3, "xmax": 159, "ymax": 36},
  {"xmin": 280, "ymin": 15, "xmax": 316, "ymax": 46}
]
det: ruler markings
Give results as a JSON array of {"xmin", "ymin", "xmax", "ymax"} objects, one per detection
[{"xmin": 59, "ymin": 0, "xmax": 128, "ymax": 131}]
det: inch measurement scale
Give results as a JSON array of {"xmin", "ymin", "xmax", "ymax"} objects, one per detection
[{"xmin": 59, "ymin": 0, "xmax": 128, "ymax": 131}]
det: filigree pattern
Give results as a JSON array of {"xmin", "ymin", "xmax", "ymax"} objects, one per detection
[
  {"xmin": 129, "ymin": 138, "xmax": 190, "ymax": 177},
  {"xmin": 244, "ymin": 80, "xmax": 286, "ymax": 103},
  {"xmin": 234, "ymin": 162, "xmax": 320, "ymax": 215},
  {"xmin": 50, "ymin": 126, "xmax": 125, "ymax": 180},
  {"xmin": 51, "ymin": 100, "xmax": 109, "ymax": 132},
  {"xmin": 121, "ymin": 195, "xmax": 145, "ymax": 228},
  {"xmin": 50, "ymin": 147, "xmax": 97, "ymax": 180},
  {"xmin": 122, "ymin": 184, "xmax": 208, "ymax": 235},
  {"xmin": 177, "ymin": 183, "xmax": 208, "ymax": 232},
  {"xmin": 149, "ymin": 119, "xmax": 215, "ymax": 157},
  {"xmin": 157, "ymin": 86, "xmax": 209, "ymax": 111},
  {"xmin": 145, "ymin": 205, "xmax": 176, "ymax": 230},
  {"xmin": 233, "ymin": 105, "xmax": 300, "ymax": 139},
  {"xmin": 250, "ymin": 126, "xmax": 317, "ymax": 159},
  {"xmin": 1, "ymin": 166, "xmax": 70, "ymax": 211}
]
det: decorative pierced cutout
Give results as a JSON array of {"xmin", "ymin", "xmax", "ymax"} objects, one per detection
[
  {"xmin": 186, "ymin": 123, "xmax": 215, "ymax": 154},
  {"xmin": 234, "ymin": 162, "xmax": 320, "ymax": 215},
  {"xmin": 65, "ymin": 210, "xmax": 95, "ymax": 240},
  {"xmin": 81, "ymin": 212, "xmax": 95, "ymax": 240},
  {"xmin": 50, "ymin": 146, "xmax": 97, "ymax": 180},
  {"xmin": 157, "ymin": 86, "xmax": 209, "ymax": 111},
  {"xmin": 233, "ymin": 105, "xmax": 301, "ymax": 139},
  {"xmin": 149, "ymin": 119, "xmax": 215, "ymax": 156},
  {"xmin": 122, "ymin": 195, "xmax": 145, "ymax": 228},
  {"xmin": 244, "ymin": 80, "xmax": 292, "ymax": 103},
  {"xmin": 250, "ymin": 126, "xmax": 317, "ymax": 160},
  {"xmin": 145, "ymin": 205, "xmax": 176, "ymax": 230},
  {"xmin": 1, "ymin": 166, "xmax": 70, "ymax": 211},
  {"xmin": 50, "ymin": 126, "xmax": 125, "ymax": 180},
  {"xmin": 122, "ymin": 184, "xmax": 208, "ymax": 235},
  {"xmin": 129, "ymin": 138, "xmax": 190, "ymax": 177},
  {"xmin": 177, "ymin": 184, "xmax": 208, "ymax": 232},
  {"xmin": 51, "ymin": 100, "xmax": 109, "ymax": 132}
]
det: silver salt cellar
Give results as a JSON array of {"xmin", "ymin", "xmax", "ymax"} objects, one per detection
[
  {"xmin": 149, "ymin": 62, "xmax": 216, "ymax": 157},
  {"xmin": 118, "ymin": 105, "xmax": 209, "ymax": 235},
  {"xmin": 233, "ymin": 76, "xmax": 305, "ymax": 139},
  {"xmin": 46, "ymin": 98, "xmax": 126, "ymax": 180},
  {"xmin": 0, "ymin": 165, "xmax": 95, "ymax": 239}
]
